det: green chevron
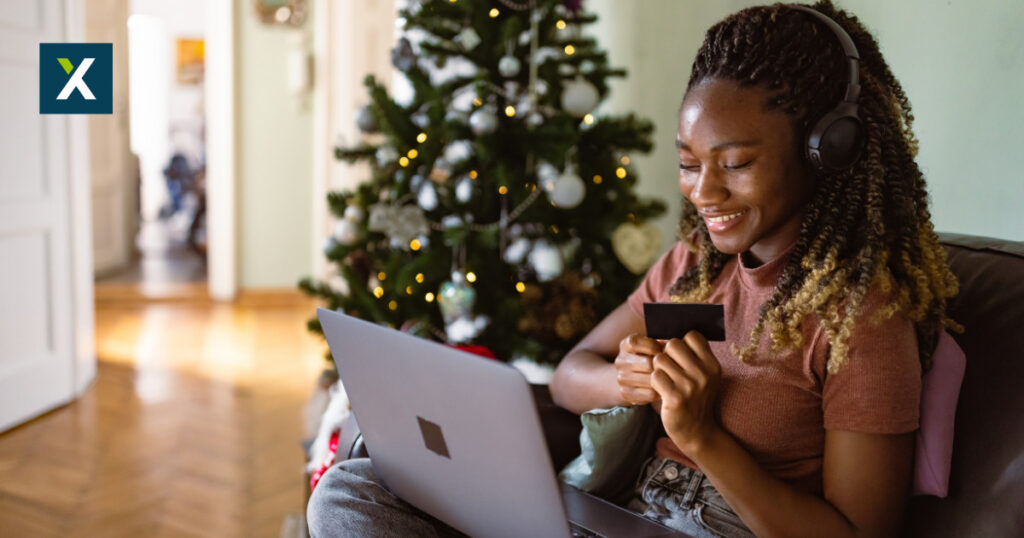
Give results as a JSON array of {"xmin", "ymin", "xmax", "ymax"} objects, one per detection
[{"xmin": 57, "ymin": 58, "xmax": 73, "ymax": 74}]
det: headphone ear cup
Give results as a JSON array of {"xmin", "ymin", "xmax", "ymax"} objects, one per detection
[{"xmin": 806, "ymin": 103, "xmax": 865, "ymax": 172}]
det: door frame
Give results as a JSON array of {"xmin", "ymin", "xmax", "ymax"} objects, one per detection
[{"xmin": 205, "ymin": 0, "xmax": 237, "ymax": 300}]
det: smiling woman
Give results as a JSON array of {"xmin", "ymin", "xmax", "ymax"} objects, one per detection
[{"xmin": 550, "ymin": 1, "xmax": 961, "ymax": 537}]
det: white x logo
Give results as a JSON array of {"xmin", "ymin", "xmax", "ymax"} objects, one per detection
[{"xmin": 57, "ymin": 57, "xmax": 96, "ymax": 100}]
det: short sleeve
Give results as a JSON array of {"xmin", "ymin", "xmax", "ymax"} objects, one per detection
[
  {"xmin": 822, "ymin": 292, "xmax": 922, "ymax": 434},
  {"xmin": 626, "ymin": 241, "xmax": 696, "ymax": 319}
]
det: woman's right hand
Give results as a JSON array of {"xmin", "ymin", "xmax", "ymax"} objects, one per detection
[{"xmin": 614, "ymin": 333, "xmax": 665, "ymax": 405}]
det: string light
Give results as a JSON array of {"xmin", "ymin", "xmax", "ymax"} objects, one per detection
[
  {"xmin": 425, "ymin": 292, "xmax": 435, "ymax": 302},
  {"xmin": 469, "ymin": 170, "xmax": 478, "ymax": 179},
  {"xmin": 583, "ymin": 113, "xmax": 594, "ymax": 124},
  {"xmin": 616, "ymin": 167, "xmax": 627, "ymax": 178},
  {"xmin": 593, "ymin": 175, "xmax": 602, "ymax": 184},
  {"xmin": 399, "ymin": 156, "xmax": 410, "ymax": 167},
  {"xmin": 489, "ymin": 8, "xmax": 500, "ymax": 17},
  {"xmin": 556, "ymin": 20, "xmax": 566, "ymax": 29},
  {"xmin": 373, "ymin": 287, "xmax": 384, "ymax": 298},
  {"xmin": 388, "ymin": 300, "xmax": 398, "ymax": 311},
  {"xmin": 498, "ymin": 186, "xmax": 508, "ymax": 195},
  {"xmin": 410, "ymin": 239, "xmax": 422, "ymax": 251},
  {"xmin": 415, "ymin": 273, "xmax": 424, "ymax": 283},
  {"xmin": 466, "ymin": 272, "xmax": 477, "ymax": 283},
  {"xmin": 550, "ymin": 225, "xmax": 559, "ymax": 234},
  {"xmin": 417, "ymin": 132, "xmax": 428, "ymax": 143},
  {"xmin": 378, "ymin": 272, "xmax": 387, "ymax": 281},
  {"xmin": 515, "ymin": 282, "xmax": 526, "ymax": 293},
  {"xmin": 473, "ymin": 98, "xmax": 483, "ymax": 106},
  {"xmin": 564, "ymin": 44, "xmax": 575, "ymax": 55},
  {"xmin": 407, "ymin": 149, "xmax": 418, "ymax": 159},
  {"xmin": 406, "ymin": 286, "xmax": 414, "ymax": 295},
  {"xmin": 505, "ymin": 105, "xmax": 516, "ymax": 117},
  {"xmin": 620, "ymin": 156, "xmax": 630, "ymax": 165}
]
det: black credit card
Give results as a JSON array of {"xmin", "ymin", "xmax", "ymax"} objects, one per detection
[{"xmin": 643, "ymin": 302, "xmax": 726, "ymax": 341}]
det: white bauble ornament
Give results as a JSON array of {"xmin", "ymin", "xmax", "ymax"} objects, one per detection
[
  {"xmin": 443, "ymin": 140, "xmax": 473, "ymax": 164},
  {"xmin": 455, "ymin": 175, "xmax": 473, "ymax": 203},
  {"xmin": 411, "ymin": 111, "xmax": 430, "ymax": 129},
  {"xmin": 558, "ymin": 63, "xmax": 576, "ymax": 76},
  {"xmin": 529, "ymin": 240, "xmax": 564, "ymax": 282},
  {"xmin": 550, "ymin": 170, "xmax": 586, "ymax": 208},
  {"xmin": 417, "ymin": 182, "xmax": 438, "ymax": 211},
  {"xmin": 441, "ymin": 215, "xmax": 463, "ymax": 229},
  {"xmin": 560, "ymin": 76, "xmax": 600, "ymax": 117},
  {"xmin": 536, "ymin": 161, "xmax": 559, "ymax": 184},
  {"xmin": 534, "ymin": 79, "xmax": 549, "ymax": 96},
  {"xmin": 504, "ymin": 237, "xmax": 532, "ymax": 264},
  {"xmin": 445, "ymin": 109, "xmax": 469, "ymax": 124},
  {"xmin": 334, "ymin": 220, "xmax": 359, "ymax": 245},
  {"xmin": 376, "ymin": 146, "xmax": 399, "ymax": 166},
  {"xmin": 611, "ymin": 222, "xmax": 663, "ymax": 274},
  {"xmin": 498, "ymin": 55, "xmax": 521, "ymax": 77},
  {"xmin": 469, "ymin": 106, "xmax": 498, "ymax": 135},
  {"xmin": 527, "ymin": 112, "xmax": 544, "ymax": 127},
  {"xmin": 343, "ymin": 205, "xmax": 364, "ymax": 223}
]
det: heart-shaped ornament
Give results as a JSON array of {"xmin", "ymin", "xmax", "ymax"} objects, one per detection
[{"xmin": 611, "ymin": 222, "xmax": 663, "ymax": 275}]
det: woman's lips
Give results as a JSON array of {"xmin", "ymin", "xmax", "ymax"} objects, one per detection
[{"xmin": 703, "ymin": 210, "xmax": 747, "ymax": 233}]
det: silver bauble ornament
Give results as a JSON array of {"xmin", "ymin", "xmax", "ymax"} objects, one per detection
[
  {"xmin": 334, "ymin": 220, "xmax": 359, "ymax": 245},
  {"xmin": 343, "ymin": 205, "xmax": 365, "ymax": 222},
  {"xmin": 550, "ymin": 170, "xmax": 586, "ymax": 208},
  {"xmin": 560, "ymin": 76, "xmax": 600, "ymax": 117},
  {"xmin": 498, "ymin": 55, "xmax": 521, "ymax": 77},
  {"xmin": 376, "ymin": 146, "xmax": 399, "ymax": 166},
  {"xmin": 455, "ymin": 27, "xmax": 481, "ymax": 50},
  {"xmin": 355, "ymin": 105, "xmax": 377, "ymax": 133},
  {"xmin": 322, "ymin": 236, "xmax": 339, "ymax": 255},
  {"xmin": 469, "ymin": 106, "xmax": 498, "ymax": 135},
  {"xmin": 443, "ymin": 140, "xmax": 473, "ymax": 164}
]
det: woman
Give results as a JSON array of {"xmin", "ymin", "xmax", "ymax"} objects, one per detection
[{"xmin": 550, "ymin": 1, "xmax": 958, "ymax": 537}]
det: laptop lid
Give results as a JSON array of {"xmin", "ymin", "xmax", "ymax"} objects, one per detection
[{"xmin": 317, "ymin": 308, "xmax": 573, "ymax": 538}]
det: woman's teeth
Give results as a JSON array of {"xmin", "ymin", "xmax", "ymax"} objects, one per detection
[{"xmin": 707, "ymin": 212, "xmax": 744, "ymax": 223}]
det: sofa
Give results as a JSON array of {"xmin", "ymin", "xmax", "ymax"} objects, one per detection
[{"xmin": 336, "ymin": 232, "xmax": 1024, "ymax": 536}]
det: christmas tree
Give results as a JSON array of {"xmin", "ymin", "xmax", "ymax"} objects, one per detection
[{"xmin": 300, "ymin": 0, "xmax": 666, "ymax": 365}]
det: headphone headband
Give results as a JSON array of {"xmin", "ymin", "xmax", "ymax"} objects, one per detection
[{"xmin": 787, "ymin": 4, "xmax": 865, "ymax": 172}]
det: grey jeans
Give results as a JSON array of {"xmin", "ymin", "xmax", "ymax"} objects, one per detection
[{"xmin": 307, "ymin": 456, "xmax": 752, "ymax": 537}]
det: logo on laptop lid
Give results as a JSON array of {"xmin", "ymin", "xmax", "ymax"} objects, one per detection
[{"xmin": 417, "ymin": 416, "xmax": 451, "ymax": 459}]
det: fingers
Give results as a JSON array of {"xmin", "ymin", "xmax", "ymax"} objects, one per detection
[
  {"xmin": 620, "ymin": 333, "xmax": 662, "ymax": 357},
  {"xmin": 683, "ymin": 330, "xmax": 721, "ymax": 376}
]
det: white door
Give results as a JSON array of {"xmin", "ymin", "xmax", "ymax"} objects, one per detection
[
  {"xmin": 87, "ymin": 0, "xmax": 135, "ymax": 276},
  {"xmin": 0, "ymin": 0, "xmax": 81, "ymax": 432}
]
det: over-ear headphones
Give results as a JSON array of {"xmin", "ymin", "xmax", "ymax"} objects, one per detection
[{"xmin": 789, "ymin": 5, "xmax": 865, "ymax": 173}]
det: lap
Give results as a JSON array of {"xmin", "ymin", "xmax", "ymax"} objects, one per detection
[{"xmin": 306, "ymin": 458, "xmax": 468, "ymax": 538}]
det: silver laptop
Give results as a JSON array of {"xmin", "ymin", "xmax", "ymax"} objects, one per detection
[{"xmin": 317, "ymin": 308, "xmax": 688, "ymax": 538}]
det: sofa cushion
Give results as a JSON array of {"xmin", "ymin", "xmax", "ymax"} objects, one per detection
[{"xmin": 904, "ymin": 233, "xmax": 1024, "ymax": 536}]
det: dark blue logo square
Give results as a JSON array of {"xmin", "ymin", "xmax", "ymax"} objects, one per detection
[{"xmin": 40, "ymin": 43, "xmax": 113, "ymax": 114}]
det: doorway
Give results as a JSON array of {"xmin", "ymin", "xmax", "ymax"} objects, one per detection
[{"xmin": 92, "ymin": 0, "xmax": 209, "ymax": 300}]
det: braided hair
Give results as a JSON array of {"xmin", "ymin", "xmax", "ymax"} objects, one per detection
[{"xmin": 668, "ymin": 1, "xmax": 960, "ymax": 373}]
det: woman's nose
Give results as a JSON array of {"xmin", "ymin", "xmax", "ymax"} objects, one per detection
[{"xmin": 684, "ymin": 168, "xmax": 729, "ymax": 206}]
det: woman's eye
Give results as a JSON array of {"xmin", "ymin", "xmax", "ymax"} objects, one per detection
[
  {"xmin": 724, "ymin": 160, "xmax": 753, "ymax": 170},
  {"xmin": 679, "ymin": 163, "xmax": 700, "ymax": 172}
]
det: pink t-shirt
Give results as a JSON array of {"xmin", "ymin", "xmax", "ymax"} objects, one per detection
[{"xmin": 627, "ymin": 240, "xmax": 921, "ymax": 495}]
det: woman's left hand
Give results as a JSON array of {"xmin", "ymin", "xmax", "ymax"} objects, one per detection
[{"xmin": 650, "ymin": 330, "xmax": 723, "ymax": 456}]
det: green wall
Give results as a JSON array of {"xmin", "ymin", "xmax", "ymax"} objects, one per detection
[
  {"xmin": 236, "ymin": 0, "xmax": 314, "ymax": 288},
  {"xmin": 589, "ymin": 0, "xmax": 1024, "ymax": 246}
]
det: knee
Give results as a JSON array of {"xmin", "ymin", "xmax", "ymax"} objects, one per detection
[{"xmin": 308, "ymin": 458, "xmax": 385, "ymax": 537}]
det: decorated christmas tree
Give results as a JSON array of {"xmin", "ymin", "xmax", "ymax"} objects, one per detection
[{"xmin": 300, "ymin": 0, "xmax": 666, "ymax": 365}]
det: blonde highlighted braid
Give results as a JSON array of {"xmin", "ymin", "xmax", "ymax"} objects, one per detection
[{"xmin": 668, "ymin": 1, "xmax": 960, "ymax": 373}]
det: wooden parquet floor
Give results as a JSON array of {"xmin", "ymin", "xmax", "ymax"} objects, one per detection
[{"xmin": 0, "ymin": 297, "xmax": 328, "ymax": 537}]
